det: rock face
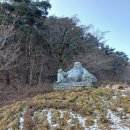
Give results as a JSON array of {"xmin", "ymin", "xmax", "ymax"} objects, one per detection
[{"xmin": 54, "ymin": 62, "xmax": 97, "ymax": 90}]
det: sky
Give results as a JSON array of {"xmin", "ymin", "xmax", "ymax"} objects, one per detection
[{"xmin": 48, "ymin": 0, "xmax": 130, "ymax": 58}]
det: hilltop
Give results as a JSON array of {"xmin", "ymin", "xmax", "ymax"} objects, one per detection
[{"xmin": 0, "ymin": 84, "xmax": 130, "ymax": 130}]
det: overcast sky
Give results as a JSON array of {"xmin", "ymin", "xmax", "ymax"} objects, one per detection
[{"xmin": 49, "ymin": 0, "xmax": 130, "ymax": 58}]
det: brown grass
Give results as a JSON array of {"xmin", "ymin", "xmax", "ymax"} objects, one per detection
[{"xmin": 0, "ymin": 83, "xmax": 53, "ymax": 107}]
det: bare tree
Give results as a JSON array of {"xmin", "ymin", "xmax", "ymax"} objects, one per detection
[
  {"xmin": 0, "ymin": 19, "xmax": 22, "ymax": 87},
  {"xmin": 45, "ymin": 16, "xmax": 91, "ymax": 68}
]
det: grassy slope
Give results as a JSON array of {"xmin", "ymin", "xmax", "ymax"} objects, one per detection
[{"xmin": 0, "ymin": 85, "xmax": 130, "ymax": 130}]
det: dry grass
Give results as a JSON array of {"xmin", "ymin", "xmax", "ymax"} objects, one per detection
[
  {"xmin": 0, "ymin": 83, "xmax": 53, "ymax": 107},
  {"xmin": 0, "ymin": 86, "xmax": 130, "ymax": 129}
]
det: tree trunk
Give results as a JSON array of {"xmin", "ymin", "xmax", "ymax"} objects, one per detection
[
  {"xmin": 5, "ymin": 70, "xmax": 10, "ymax": 87},
  {"xmin": 29, "ymin": 56, "xmax": 34, "ymax": 86},
  {"xmin": 25, "ymin": 69, "xmax": 29, "ymax": 83},
  {"xmin": 38, "ymin": 58, "xmax": 43, "ymax": 86}
]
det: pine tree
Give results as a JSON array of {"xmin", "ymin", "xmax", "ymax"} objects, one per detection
[
  {"xmin": 0, "ymin": 0, "xmax": 51, "ymax": 86},
  {"xmin": 0, "ymin": 0, "xmax": 51, "ymax": 30}
]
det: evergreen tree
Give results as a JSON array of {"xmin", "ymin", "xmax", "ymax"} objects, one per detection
[
  {"xmin": 0, "ymin": 0, "xmax": 51, "ymax": 86},
  {"xmin": 0, "ymin": 0, "xmax": 51, "ymax": 27}
]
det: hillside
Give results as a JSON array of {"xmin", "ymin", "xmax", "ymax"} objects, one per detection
[
  {"xmin": 0, "ymin": 85, "xmax": 130, "ymax": 130},
  {"xmin": 0, "ymin": 1, "xmax": 130, "ymax": 130},
  {"xmin": 122, "ymin": 62, "xmax": 130, "ymax": 84}
]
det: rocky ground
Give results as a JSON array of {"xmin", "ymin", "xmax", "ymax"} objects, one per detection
[{"xmin": 0, "ymin": 84, "xmax": 130, "ymax": 130}]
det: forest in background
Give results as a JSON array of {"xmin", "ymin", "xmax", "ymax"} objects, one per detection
[{"xmin": 0, "ymin": 0, "xmax": 129, "ymax": 89}]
